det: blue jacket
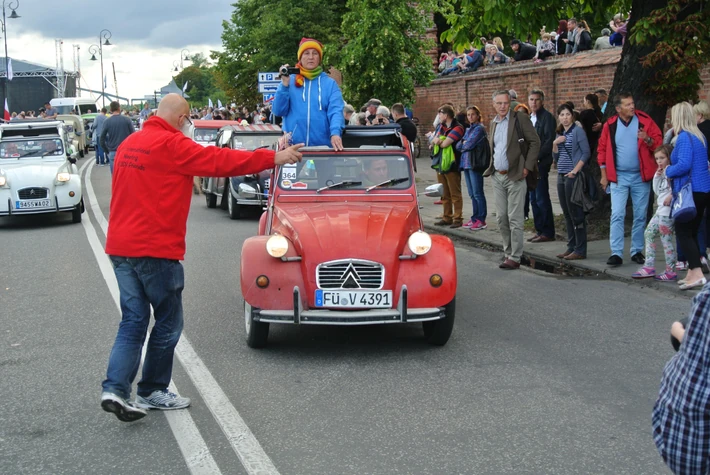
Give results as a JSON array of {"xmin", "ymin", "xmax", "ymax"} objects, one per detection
[
  {"xmin": 272, "ymin": 73, "xmax": 345, "ymax": 147},
  {"xmin": 666, "ymin": 131, "xmax": 710, "ymax": 193}
]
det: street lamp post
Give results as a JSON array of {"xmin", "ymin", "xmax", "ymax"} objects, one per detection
[
  {"xmin": 89, "ymin": 29, "xmax": 112, "ymax": 108},
  {"xmin": 173, "ymin": 60, "xmax": 180, "ymax": 73},
  {"xmin": 1, "ymin": 0, "xmax": 20, "ymax": 117},
  {"xmin": 180, "ymin": 49, "xmax": 190, "ymax": 69}
]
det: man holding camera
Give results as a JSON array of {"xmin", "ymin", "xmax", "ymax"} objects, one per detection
[{"xmin": 273, "ymin": 38, "xmax": 345, "ymax": 151}]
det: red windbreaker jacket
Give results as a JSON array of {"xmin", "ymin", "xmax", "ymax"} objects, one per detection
[
  {"xmin": 105, "ymin": 116, "xmax": 276, "ymax": 260},
  {"xmin": 597, "ymin": 111, "xmax": 662, "ymax": 183}
]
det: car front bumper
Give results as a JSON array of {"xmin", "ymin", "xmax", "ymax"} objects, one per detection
[{"xmin": 253, "ymin": 286, "xmax": 446, "ymax": 326}]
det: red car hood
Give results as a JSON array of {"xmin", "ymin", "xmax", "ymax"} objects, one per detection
[{"xmin": 272, "ymin": 201, "xmax": 421, "ymax": 271}]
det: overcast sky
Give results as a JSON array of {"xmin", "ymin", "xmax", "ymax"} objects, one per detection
[{"xmin": 6, "ymin": 0, "xmax": 236, "ymax": 106}]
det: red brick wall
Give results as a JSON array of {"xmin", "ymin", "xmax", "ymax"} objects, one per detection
[{"xmin": 414, "ymin": 49, "xmax": 710, "ymax": 134}]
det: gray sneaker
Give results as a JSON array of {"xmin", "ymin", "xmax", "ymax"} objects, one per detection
[
  {"xmin": 135, "ymin": 390, "xmax": 191, "ymax": 410},
  {"xmin": 101, "ymin": 392, "xmax": 147, "ymax": 422}
]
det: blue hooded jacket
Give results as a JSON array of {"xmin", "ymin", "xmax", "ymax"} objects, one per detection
[{"xmin": 272, "ymin": 72, "xmax": 345, "ymax": 147}]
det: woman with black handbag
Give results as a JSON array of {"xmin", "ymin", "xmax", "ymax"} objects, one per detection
[
  {"xmin": 665, "ymin": 102, "xmax": 710, "ymax": 290},
  {"xmin": 553, "ymin": 103, "xmax": 591, "ymax": 260},
  {"xmin": 456, "ymin": 106, "xmax": 489, "ymax": 231}
]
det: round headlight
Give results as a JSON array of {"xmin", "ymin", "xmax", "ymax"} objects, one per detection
[
  {"xmin": 0, "ymin": 176, "xmax": 6, "ymax": 187},
  {"xmin": 408, "ymin": 231, "xmax": 432, "ymax": 256},
  {"xmin": 266, "ymin": 234, "xmax": 289, "ymax": 258}
]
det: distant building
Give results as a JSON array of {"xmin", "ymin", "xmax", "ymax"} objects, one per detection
[{"xmin": 0, "ymin": 58, "xmax": 77, "ymax": 114}]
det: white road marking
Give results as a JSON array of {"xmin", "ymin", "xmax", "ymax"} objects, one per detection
[
  {"xmin": 80, "ymin": 159, "xmax": 281, "ymax": 475},
  {"xmin": 78, "ymin": 160, "xmax": 223, "ymax": 475}
]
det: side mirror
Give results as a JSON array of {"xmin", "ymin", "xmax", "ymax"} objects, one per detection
[{"xmin": 421, "ymin": 183, "xmax": 443, "ymax": 198}]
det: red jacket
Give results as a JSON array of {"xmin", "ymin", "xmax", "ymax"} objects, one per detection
[
  {"xmin": 597, "ymin": 111, "xmax": 662, "ymax": 183},
  {"xmin": 105, "ymin": 116, "xmax": 276, "ymax": 260}
]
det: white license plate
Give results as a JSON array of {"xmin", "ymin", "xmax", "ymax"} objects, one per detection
[
  {"xmin": 315, "ymin": 290, "xmax": 392, "ymax": 308},
  {"xmin": 16, "ymin": 199, "xmax": 51, "ymax": 209}
]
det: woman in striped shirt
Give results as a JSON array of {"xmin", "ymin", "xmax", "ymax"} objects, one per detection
[{"xmin": 553, "ymin": 103, "xmax": 591, "ymax": 260}]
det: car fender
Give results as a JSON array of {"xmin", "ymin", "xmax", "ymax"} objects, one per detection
[
  {"xmin": 241, "ymin": 235, "xmax": 306, "ymax": 310},
  {"xmin": 394, "ymin": 234, "xmax": 456, "ymax": 308},
  {"xmin": 258, "ymin": 211, "xmax": 267, "ymax": 235}
]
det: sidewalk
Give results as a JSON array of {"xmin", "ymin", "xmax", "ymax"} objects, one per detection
[{"xmin": 414, "ymin": 159, "xmax": 678, "ymax": 287}]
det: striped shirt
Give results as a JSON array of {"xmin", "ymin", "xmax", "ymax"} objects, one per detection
[{"xmin": 556, "ymin": 126, "xmax": 575, "ymax": 174}]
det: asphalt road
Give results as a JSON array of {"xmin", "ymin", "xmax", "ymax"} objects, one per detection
[{"xmin": 0, "ymin": 154, "xmax": 688, "ymax": 474}]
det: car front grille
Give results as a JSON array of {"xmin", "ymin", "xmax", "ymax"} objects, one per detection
[
  {"xmin": 316, "ymin": 259, "xmax": 384, "ymax": 290},
  {"xmin": 18, "ymin": 187, "xmax": 49, "ymax": 200}
]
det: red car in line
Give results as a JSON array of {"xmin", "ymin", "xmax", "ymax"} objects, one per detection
[{"xmin": 239, "ymin": 125, "xmax": 457, "ymax": 348}]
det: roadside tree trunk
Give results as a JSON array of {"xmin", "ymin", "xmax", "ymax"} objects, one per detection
[{"xmin": 587, "ymin": 0, "xmax": 670, "ymax": 231}]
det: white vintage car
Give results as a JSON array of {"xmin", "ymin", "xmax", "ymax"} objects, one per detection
[{"xmin": 0, "ymin": 120, "xmax": 84, "ymax": 223}]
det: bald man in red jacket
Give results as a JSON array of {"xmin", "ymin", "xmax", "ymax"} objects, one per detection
[{"xmin": 100, "ymin": 93, "xmax": 302, "ymax": 422}]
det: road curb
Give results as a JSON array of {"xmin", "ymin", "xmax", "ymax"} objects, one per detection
[{"xmin": 423, "ymin": 223, "xmax": 694, "ymax": 295}]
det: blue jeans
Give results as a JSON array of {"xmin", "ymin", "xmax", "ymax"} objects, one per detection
[
  {"xmin": 530, "ymin": 161, "xmax": 555, "ymax": 238},
  {"xmin": 462, "ymin": 168, "xmax": 487, "ymax": 222},
  {"xmin": 108, "ymin": 151, "xmax": 116, "ymax": 174},
  {"xmin": 610, "ymin": 171, "xmax": 651, "ymax": 257},
  {"xmin": 95, "ymin": 141, "xmax": 105, "ymax": 164},
  {"xmin": 102, "ymin": 256, "xmax": 185, "ymax": 399}
]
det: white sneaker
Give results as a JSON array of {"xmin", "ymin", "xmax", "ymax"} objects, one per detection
[
  {"xmin": 135, "ymin": 390, "xmax": 191, "ymax": 410},
  {"xmin": 101, "ymin": 392, "xmax": 147, "ymax": 422}
]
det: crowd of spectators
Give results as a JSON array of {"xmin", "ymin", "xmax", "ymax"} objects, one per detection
[
  {"xmin": 437, "ymin": 13, "xmax": 629, "ymax": 76},
  {"xmin": 190, "ymin": 104, "xmax": 273, "ymax": 125}
]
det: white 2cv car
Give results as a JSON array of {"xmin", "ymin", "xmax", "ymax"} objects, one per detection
[{"xmin": 0, "ymin": 119, "xmax": 84, "ymax": 223}]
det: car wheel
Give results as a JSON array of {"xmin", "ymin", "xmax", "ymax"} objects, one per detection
[
  {"xmin": 205, "ymin": 192, "xmax": 217, "ymax": 209},
  {"xmin": 228, "ymin": 182, "xmax": 241, "ymax": 220},
  {"xmin": 71, "ymin": 200, "xmax": 83, "ymax": 224},
  {"xmin": 423, "ymin": 297, "xmax": 455, "ymax": 346},
  {"xmin": 244, "ymin": 301, "xmax": 269, "ymax": 348}
]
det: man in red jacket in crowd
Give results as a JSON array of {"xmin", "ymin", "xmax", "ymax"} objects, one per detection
[
  {"xmin": 598, "ymin": 93, "xmax": 662, "ymax": 267},
  {"xmin": 100, "ymin": 93, "xmax": 303, "ymax": 422}
]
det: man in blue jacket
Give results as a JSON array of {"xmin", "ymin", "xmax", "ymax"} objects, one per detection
[{"xmin": 273, "ymin": 38, "xmax": 345, "ymax": 151}]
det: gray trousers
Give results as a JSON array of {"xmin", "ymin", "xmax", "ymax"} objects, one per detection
[{"xmin": 493, "ymin": 172, "xmax": 527, "ymax": 262}]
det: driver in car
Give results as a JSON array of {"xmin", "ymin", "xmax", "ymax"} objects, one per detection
[
  {"xmin": 363, "ymin": 159, "xmax": 390, "ymax": 187},
  {"xmin": 41, "ymin": 141, "xmax": 58, "ymax": 155}
]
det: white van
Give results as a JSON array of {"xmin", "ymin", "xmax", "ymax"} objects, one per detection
[{"xmin": 49, "ymin": 97, "xmax": 98, "ymax": 115}]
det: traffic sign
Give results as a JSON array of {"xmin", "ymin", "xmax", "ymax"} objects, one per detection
[
  {"xmin": 258, "ymin": 83, "xmax": 279, "ymax": 94},
  {"xmin": 263, "ymin": 94, "xmax": 275, "ymax": 103},
  {"xmin": 258, "ymin": 72, "xmax": 280, "ymax": 82}
]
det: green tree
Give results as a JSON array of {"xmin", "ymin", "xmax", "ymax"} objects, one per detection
[
  {"xmin": 173, "ymin": 65, "xmax": 215, "ymax": 105},
  {"xmin": 338, "ymin": 0, "xmax": 438, "ymax": 107},
  {"xmin": 212, "ymin": 0, "xmax": 347, "ymax": 107}
]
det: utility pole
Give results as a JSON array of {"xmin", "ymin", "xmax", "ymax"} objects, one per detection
[
  {"xmin": 72, "ymin": 44, "xmax": 80, "ymax": 97},
  {"xmin": 112, "ymin": 61, "xmax": 118, "ymax": 99}
]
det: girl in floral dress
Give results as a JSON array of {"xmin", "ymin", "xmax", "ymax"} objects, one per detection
[{"xmin": 632, "ymin": 145, "xmax": 677, "ymax": 281}]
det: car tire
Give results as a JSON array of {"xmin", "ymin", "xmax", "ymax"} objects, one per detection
[
  {"xmin": 244, "ymin": 301, "xmax": 269, "ymax": 348},
  {"xmin": 206, "ymin": 192, "xmax": 217, "ymax": 209},
  {"xmin": 71, "ymin": 199, "xmax": 83, "ymax": 224},
  {"xmin": 423, "ymin": 297, "xmax": 455, "ymax": 346},
  {"xmin": 227, "ymin": 182, "xmax": 241, "ymax": 220}
]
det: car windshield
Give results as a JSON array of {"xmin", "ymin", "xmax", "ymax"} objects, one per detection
[
  {"xmin": 277, "ymin": 154, "xmax": 412, "ymax": 191},
  {"xmin": 194, "ymin": 128, "xmax": 219, "ymax": 143},
  {"xmin": 0, "ymin": 138, "xmax": 65, "ymax": 159},
  {"xmin": 231, "ymin": 134, "xmax": 281, "ymax": 150}
]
